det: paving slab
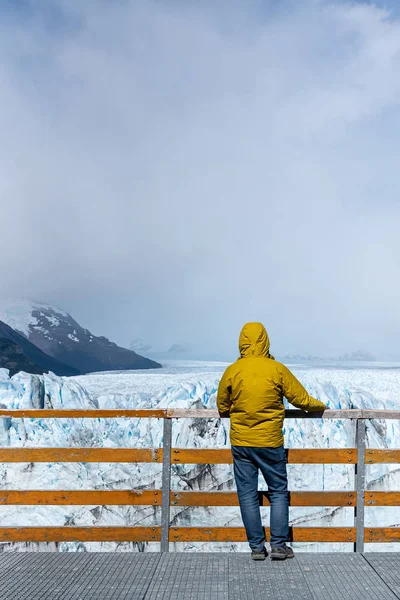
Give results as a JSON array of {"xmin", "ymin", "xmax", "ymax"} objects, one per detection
[
  {"xmin": 228, "ymin": 554, "xmax": 313, "ymax": 600},
  {"xmin": 364, "ymin": 553, "xmax": 400, "ymax": 598},
  {"xmin": 297, "ymin": 553, "xmax": 399, "ymax": 600},
  {"xmin": 0, "ymin": 552, "xmax": 27, "ymax": 581},
  {"xmin": 0, "ymin": 552, "xmax": 399, "ymax": 600},
  {"xmin": 144, "ymin": 553, "xmax": 229, "ymax": 600},
  {"xmin": 0, "ymin": 553, "xmax": 161, "ymax": 600}
]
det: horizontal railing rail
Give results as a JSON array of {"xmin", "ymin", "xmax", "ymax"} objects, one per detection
[
  {"xmin": 0, "ymin": 409, "xmax": 399, "ymax": 551},
  {"xmin": 0, "ymin": 408, "xmax": 400, "ymax": 419}
]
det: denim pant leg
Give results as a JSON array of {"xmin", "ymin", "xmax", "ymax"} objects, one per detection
[
  {"xmin": 256, "ymin": 446, "xmax": 289, "ymax": 547},
  {"xmin": 231, "ymin": 446, "xmax": 265, "ymax": 551}
]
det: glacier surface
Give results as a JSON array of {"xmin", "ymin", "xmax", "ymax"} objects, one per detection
[{"xmin": 0, "ymin": 361, "xmax": 399, "ymax": 553}]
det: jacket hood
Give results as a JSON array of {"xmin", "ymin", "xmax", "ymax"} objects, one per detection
[{"xmin": 239, "ymin": 322, "xmax": 274, "ymax": 359}]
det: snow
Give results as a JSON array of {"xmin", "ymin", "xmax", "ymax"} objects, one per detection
[
  {"xmin": 0, "ymin": 360, "xmax": 399, "ymax": 553},
  {"xmin": 34, "ymin": 326, "xmax": 50, "ymax": 336},
  {"xmin": 0, "ymin": 299, "xmax": 68, "ymax": 336},
  {"xmin": 68, "ymin": 334, "xmax": 80, "ymax": 343},
  {"xmin": 47, "ymin": 316, "xmax": 60, "ymax": 327}
]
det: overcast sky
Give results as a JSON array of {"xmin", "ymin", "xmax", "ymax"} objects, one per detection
[{"xmin": 1, "ymin": 0, "xmax": 400, "ymax": 359}]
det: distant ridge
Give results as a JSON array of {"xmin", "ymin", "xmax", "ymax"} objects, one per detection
[
  {"xmin": 0, "ymin": 300, "xmax": 161, "ymax": 374},
  {"xmin": 0, "ymin": 320, "xmax": 79, "ymax": 377},
  {"xmin": 337, "ymin": 350, "xmax": 376, "ymax": 362},
  {"xmin": 281, "ymin": 350, "xmax": 377, "ymax": 363}
]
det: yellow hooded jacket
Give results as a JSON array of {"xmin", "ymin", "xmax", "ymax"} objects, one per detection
[{"xmin": 217, "ymin": 322, "xmax": 327, "ymax": 447}]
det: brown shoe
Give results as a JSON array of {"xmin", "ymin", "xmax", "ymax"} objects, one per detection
[
  {"xmin": 270, "ymin": 544, "xmax": 294, "ymax": 560},
  {"xmin": 251, "ymin": 546, "xmax": 268, "ymax": 561}
]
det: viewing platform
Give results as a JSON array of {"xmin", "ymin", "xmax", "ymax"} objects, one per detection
[
  {"xmin": 0, "ymin": 551, "xmax": 399, "ymax": 599},
  {"xmin": 0, "ymin": 408, "xmax": 399, "ymax": 598}
]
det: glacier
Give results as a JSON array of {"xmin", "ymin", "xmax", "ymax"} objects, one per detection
[{"xmin": 0, "ymin": 361, "xmax": 399, "ymax": 553}]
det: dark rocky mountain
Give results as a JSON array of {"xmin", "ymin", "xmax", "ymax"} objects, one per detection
[
  {"xmin": 0, "ymin": 301, "xmax": 161, "ymax": 374},
  {"xmin": 0, "ymin": 320, "xmax": 79, "ymax": 377},
  {"xmin": 0, "ymin": 339, "xmax": 43, "ymax": 377}
]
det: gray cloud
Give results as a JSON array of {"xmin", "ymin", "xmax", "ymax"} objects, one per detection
[{"xmin": 1, "ymin": 0, "xmax": 400, "ymax": 359}]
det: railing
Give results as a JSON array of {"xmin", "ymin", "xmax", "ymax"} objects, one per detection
[{"xmin": 0, "ymin": 408, "xmax": 399, "ymax": 552}]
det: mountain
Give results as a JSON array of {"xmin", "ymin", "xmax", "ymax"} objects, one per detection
[
  {"xmin": 281, "ymin": 350, "xmax": 377, "ymax": 363},
  {"xmin": 0, "ymin": 300, "xmax": 161, "ymax": 374},
  {"xmin": 280, "ymin": 354, "xmax": 327, "ymax": 363},
  {"xmin": 338, "ymin": 350, "xmax": 376, "ymax": 362},
  {"xmin": 129, "ymin": 338, "xmax": 153, "ymax": 354},
  {"xmin": 167, "ymin": 343, "xmax": 191, "ymax": 354},
  {"xmin": 0, "ymin": 320, "xmax": 79, "ymax": 376},
  {"xmin": 0, "ymin": 339, "xmax": 43, "ymax": 377}
]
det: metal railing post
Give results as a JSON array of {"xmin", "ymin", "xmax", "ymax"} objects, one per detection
[
  {"xmin": 160, "ymin": 417, "xmax": 172, "ymax": 552},
  {"xmin": 354, "ymin": 418, "xmax": 366, "ymax": 552}
]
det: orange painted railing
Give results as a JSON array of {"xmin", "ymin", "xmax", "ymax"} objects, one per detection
[{"xmin": 0, "ymin": 408, "xmax": 399, "ymax": 551}]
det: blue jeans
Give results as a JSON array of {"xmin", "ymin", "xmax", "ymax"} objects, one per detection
[{"xmin": 231, "ymin": 445, "xmax": 289, "ymax": 550}]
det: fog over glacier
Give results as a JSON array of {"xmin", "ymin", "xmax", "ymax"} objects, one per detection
[{"xmin": 1, "ymin": 0, "xmax": 400, "ymax": 358}]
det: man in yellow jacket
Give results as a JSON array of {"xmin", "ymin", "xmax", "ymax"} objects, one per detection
[{"xmin": 217, "ymin": 322, "xmax": 327, "ymax": 561}]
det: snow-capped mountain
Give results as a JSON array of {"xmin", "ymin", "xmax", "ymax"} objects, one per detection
[
  {"xmin": 0, "ymin": 319, "xmax": 79, "ymax": 377},
  {"xmin": 129, "ymin": 339, "xmax": 153, "ymax": 354},
  {"xmin": 145, "ymin": 342, "xmax": 229, "ymax": 362},
  {"xmin": 0, "ymin": 300, "xmax": 161, "ymax": 374}
]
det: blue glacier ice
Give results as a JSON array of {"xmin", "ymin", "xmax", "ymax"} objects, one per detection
[{"xmin": 0, "ymin": 362, "xmax": 399, "ymax": 553}]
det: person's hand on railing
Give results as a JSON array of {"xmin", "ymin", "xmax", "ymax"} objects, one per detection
[{"xmin": 307, "ymin": 402, "xmax": 329, "ymax": 414}]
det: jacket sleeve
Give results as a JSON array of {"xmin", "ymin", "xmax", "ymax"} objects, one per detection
[
  {"xmin": 280, "ymin": 365, "xmax": 327, "ymax": 411},
  {"xmin": 217, "ymin": 368, "xmax": 233, "ymax": 417}
]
